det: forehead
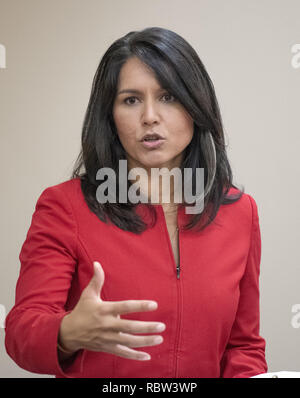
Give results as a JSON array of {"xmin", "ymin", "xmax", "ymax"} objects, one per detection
[{"xmin": 118, "ymin": 57, "xmax": 161, "ymax": 89}]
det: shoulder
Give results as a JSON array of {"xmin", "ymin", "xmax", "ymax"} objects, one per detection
[
  {"xmin": 39, "ymin": 177, "xmax": 81, "ymax": 195},
  {"xmin": 37, "ymin": 178, "xmax": 81, "ymax": 200},
  {"xmin": 226, "ymin": 186, "xmax": 259, "ymax": 214},
  {"xmin": 217, "ymin": 186, "xmax": 260, "ymax": 230},
  {"xmin": 34, "ymin": 178, "xmax": 82, "ymax": 213}
]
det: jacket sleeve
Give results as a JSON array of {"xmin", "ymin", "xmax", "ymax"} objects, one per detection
[
  {"xmin": 4, "ymin": 184, "xmax": 87, "ymax": 377},
  {"xmin": 220, "ymin": 194, "xmax": 268, "ymax": 378}
]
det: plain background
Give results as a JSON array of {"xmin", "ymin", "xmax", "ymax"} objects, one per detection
[{"xmin": 0, "ymin": 0, "xmax": 299, "ymax": 377}]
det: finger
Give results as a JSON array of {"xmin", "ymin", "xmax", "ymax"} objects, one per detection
[
  {"xmin": 109, "ymin": 332, "xmax": 164, "ymax": 348},
  {"xmin": 103, "ymin": 300, "xmax": 158, "ymax": 316},
  {"xmin": 81, "ymin": 261, "xmax": 105, "ymax": 300},
  {"xmin": 110, "ymin": 319, "xmax": 166, "ymax": 335},
  {"xmin": 104, "ymin": 344, "xmax": 151, "ymax": 361}
]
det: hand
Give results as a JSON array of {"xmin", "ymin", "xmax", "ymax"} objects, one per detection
[{"xmin": 58, "ymin": 261, "xmax": 166, "ymax": 361}]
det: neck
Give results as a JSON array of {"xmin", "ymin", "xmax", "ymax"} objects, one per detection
[{"xmin": 127, "ymin": 155, "xmax": 183, "ymax": 206}]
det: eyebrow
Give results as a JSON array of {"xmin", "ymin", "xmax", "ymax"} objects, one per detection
[{"xmin": 117, "ymin": 88, "xmax": 166, "ymax": 96}]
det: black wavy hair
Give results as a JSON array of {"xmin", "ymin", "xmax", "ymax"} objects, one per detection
[{"xmin": 71, "ymin": 26, "xmax": 244, "ymax": 233}]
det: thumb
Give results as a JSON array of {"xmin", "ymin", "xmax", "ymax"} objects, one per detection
[{"xmin": 82, "ymin": 261, "xmax": 105, "ymax": 300}]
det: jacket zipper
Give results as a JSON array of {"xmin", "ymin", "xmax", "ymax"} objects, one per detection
[
  {"xmin": 176, "ymin": 227, "xmax": 181, "ymax": 279},
  {"xmin": 174, "ymin": 226, "xmax": 182, "ymax": 377},
  {"xmin": 176, "ymin": 263, "xmax": 180, "ymax": 279},
  {"xmin": 159, "ymin": 206, "xmax": 182, "ymax": 377}
]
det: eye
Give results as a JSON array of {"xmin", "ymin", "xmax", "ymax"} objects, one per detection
[
  {"xmin": 162, "ymin": 93, "xmax": 176, "ymax": 102},
  {"xmin": 123, "ymin": 93, "xmax": 176, "ymax": 106},
  {"xmin": 124, "ymin": 96, "xmax": 139, "ymax": 105}
]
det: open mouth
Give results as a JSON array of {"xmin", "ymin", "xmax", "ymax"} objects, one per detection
[
  {"xmin": 141, "ymin": 137, "xmax": 165, "ymax": 149},
  {"xmin": 141, "ymin": 133, "xmax": 165, "ymax": 141},
  {"xmin": 143, "ymin": 137, "xmax": 161, "ymax": 141}
]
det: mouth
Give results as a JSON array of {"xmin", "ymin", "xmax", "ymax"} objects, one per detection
[
  {"xmin": 140, "ymin": 139, "xmax": 165, "ymax": 149},
  {"xmin": 140, "ymin": 132, "xmax": 165, "ymax": 142},
  {"xmin": 140, "ymin": 132, "xmax": 166, "ymax": 149},
  {"xmin": 141, "ymin": 133, "xmax": 165, "ymax": 149}
]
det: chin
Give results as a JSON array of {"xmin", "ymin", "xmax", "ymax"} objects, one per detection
[{"xmin": 140, "ymin": 157, "xmax": 170, "ymax": 169}]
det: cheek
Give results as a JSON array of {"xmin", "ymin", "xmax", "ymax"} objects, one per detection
[
  {"xmin": 113, "ymin": 110, "xmax": 136, "ymax": 141},
  {"xmin": 169, "ymin": 115, "xmax": 194, "ymax": 147}
]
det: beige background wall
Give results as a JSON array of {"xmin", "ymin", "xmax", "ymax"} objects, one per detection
[{"xmin": 1, "ymin": 0, "xmax": 299, "ymax": 377}]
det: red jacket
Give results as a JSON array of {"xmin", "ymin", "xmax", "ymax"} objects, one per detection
[{"xmin": 5, "ymin": 178, "xmax": 268, "ymax": 378}]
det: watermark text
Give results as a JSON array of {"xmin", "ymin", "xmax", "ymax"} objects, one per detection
[
  {"xmin": 291, "ymin": 44, "xmax": 300, "ymax": 69},
  {"xmin": 0, "ymin": 304, "xmax": 6, "ymax": 328},
  {"xmin": 95, "ymin": 160, "xmax": 206, "ymax": 214},
  {"xmin": 291, "ymin": 304, "xmax": 300, "ymax": 328},
  {"xmin": 0, "ymin": 43, "xmax": 6, "ymax": 69}
]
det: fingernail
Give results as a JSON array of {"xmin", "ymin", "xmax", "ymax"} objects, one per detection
[
  {"xmin": 148, "ymin": 302, "xmax": 157, "ymax": 310},
  {"xmin": 156, "ymin": 323, "xmax": 166, "ymax": 331},
  {"xmin": 141, "ymin": 354, "xmax": 151, "ymax": 360},
  {"xmin": 154, "ymin": 336, "xmax": 163, "ymax": 344}
]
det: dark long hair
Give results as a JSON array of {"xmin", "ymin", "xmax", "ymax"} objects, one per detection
[{"xmin": 71, "ymin": 27, "xmax": 244, "ymax": 233}]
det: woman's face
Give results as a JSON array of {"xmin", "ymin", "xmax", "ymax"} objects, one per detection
[{"xmin": 112, "ymin": 57, "xmax": 194, "ymax": 172}]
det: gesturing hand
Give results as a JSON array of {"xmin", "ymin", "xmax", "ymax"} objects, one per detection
[{"xmin": 58, "ymin": 261, "xmax": 166, "ymax": 361}]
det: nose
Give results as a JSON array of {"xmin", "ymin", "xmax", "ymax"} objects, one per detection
[{"xmin": 141, "ymin": 98, "xmax": 160, "ymax": 126}]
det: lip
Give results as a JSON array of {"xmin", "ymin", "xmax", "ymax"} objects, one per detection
[
  {"xmin": 140, "ymin": 138, "xmax": 165, "ymax": 149},
  {"xmin": 140, "ymin": 132, "xmax": 165, "ymax": 141}
]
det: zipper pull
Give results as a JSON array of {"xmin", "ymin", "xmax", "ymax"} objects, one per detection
[
  {"xmin": 176, "ymin": 263, "xmax": 180, "ymax": 279},
  {"xmin": 176, "ymin": 226, "xmax": 180, "ymax": 279}
]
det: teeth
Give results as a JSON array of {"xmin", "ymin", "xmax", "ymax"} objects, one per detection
[{"xmin": 145, "ymin": 137, "xmax": 159, "ymax": 141}]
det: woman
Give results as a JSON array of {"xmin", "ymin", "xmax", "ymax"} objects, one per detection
[{"xmin": 5, "ymin": 27, "xmax": 268, "ymax": 378}]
